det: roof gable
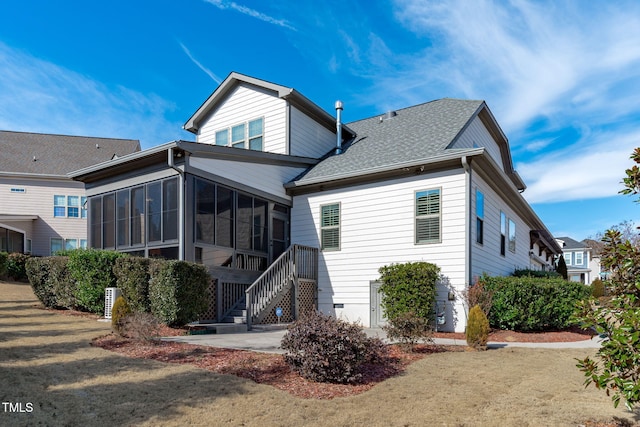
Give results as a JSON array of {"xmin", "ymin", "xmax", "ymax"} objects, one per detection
[
  {"xmin": 183, "ymin": 72, "xmax": 355, "ymax": 139},
  {"xmin": 0, "ymin": 131, "xmax": 140, "ymax": 177}
]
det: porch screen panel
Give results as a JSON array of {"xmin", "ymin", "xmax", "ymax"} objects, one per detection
[
  {"xmin": 90, "ymin": 197, "xmax": 102, "ymax": 248},
  {"xmin": 131, "ymin": 186, "xmax": 145, "ymax": 246},
  {"xmin": 147, "ymin": 182, "xmax": 162, "ymax": 243},
  {"xmin": 116, "ymin": 189, "xmax": 130, "ymax": 248},
  {"xmin": 253, "ymin": 198, "xmax": 268, "ymax": 252},
  {"xmin": 163, "ymin": 178, "xmax": 178, "ymax": 241},
  {"xmin": 216, "ymin": 186, "xmax": 234, "ymax": 248},
  {"xmin": 102, "ymin": 194, "xmax": 116, "ymax": 249},
  {"xmin": 415, "ymin": 189, "xmax": 441, "ymax": 244},
  {"xmin": 237, "ymin": 193, "xmax": 253, "ymax": 250},
  {"xmin": 195, "ymin": 179, "xmax": 215, "ymax": 244}
]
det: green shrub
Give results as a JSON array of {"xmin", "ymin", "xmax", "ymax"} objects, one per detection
[
  {"xmin": 513, "ymin": 268, "xmax": 561, "ymax": 279},
  {"xmin": 26, "ymin": 257, "xmax": 56, "ymax": 308},
  {"xmin": 113, "ymin": 257, "xmax": 151, "ymax": 313},
  {"xmin": 0, "ymin": 252, "xmax": 8, "ymax": 277},
  {"xmin": 111, "ymin": 296, "xmax": 132, "ymax": 336},
  {"xmin": 466, "ymin": 305, "xmax": 490, "ymax": 350},
  {"xmin": 281, "ymin": 311, "xmax": 387, "ymax": 384},
  {"xmin": 481, "ymin": 275, "xmax": 590, "ymax": 331},
  {"xmin": 68, "ymin": 249, "xmax": 126, "ymax": 314},
  {"xmin": 378, "ymin": 261, "xmax": 440, "ymax": 321},
  {"xmin": 382, "ymin": 311, "xmax": 433, "ymax": 351},
  {"xmin": 7, "ymin": 253, "xmax": 30, "ymax": 281},
  {"xmin": 591, "ymin": 278, "xmax": 605, "ymax": 298},
  {"xmin": 148, "ymin": 260, "xmax": 209, "ymax": 326}
]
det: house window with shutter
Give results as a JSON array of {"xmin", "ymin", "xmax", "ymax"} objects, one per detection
[
  {"xmin": 320, "ymin": 203, "xmax": 340, "ymax": 251},
  {"xmin": 415, "ymin": 188, "xmax": 441, "ymax": 244}
]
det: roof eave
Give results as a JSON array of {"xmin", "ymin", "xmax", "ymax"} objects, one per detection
[{"xmin": 285, "ymin": 148, "xmax": 485, "ymax": 193}]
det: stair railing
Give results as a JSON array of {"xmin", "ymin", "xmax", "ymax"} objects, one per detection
[{"xmin": 246, "ymin": 244, "xmax": 318, "ymax": 329}]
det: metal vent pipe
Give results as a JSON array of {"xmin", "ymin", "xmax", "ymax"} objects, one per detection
[{"xmin": 335, "ymin": 100, "xmax": 343, "ymax": 154}]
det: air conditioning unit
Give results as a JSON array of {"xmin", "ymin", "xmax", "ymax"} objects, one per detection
[{"xmin": 104, "ymin": 287, "xmax": 122, "ymax": 319}]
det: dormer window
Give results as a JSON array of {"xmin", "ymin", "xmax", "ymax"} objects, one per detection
[{"xmin": 214, "ymin": 117, "xmax": 264, "ymax": 151}]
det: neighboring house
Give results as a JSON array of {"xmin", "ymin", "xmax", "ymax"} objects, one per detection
[
  {"xmin": 0, "ymin": 131, "xmax": 140, "ymax": 256},
  {"xmin": 69, "ymin": 72, "xmax": 561, "ymax": 332},
  {"xmin": 555, "ymin": 236, "xmax": 598, "ymax": 284}
]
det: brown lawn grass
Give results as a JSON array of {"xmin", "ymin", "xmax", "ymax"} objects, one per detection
[{"xmin": 1, "ymin": 279, "xmax": 638, "ymax": 426}]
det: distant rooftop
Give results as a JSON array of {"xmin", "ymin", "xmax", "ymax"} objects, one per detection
[{"xmin": 0, "ymin": 131, "xmax": 140, "ymax": 176}]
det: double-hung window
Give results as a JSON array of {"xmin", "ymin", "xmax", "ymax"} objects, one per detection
[
  {"xmin": 476, "ymin": 189, "xmax": 484, "ymax": 244},
  {"xmin": 575, "ymin": 251, "xmax": 584, "ymax": 265},
  {"xmin": 320, "ymin": 203, "xmax": 340, "ymax": 251},
  {"xmin": 565, "ymin": 252, "xmax": 572, "ymax": 265},
  {"xmin": 415, "ymin": 189, "xmax": 441, "ymax": 244},
  {"xmin": 54, "ymin": 195, "xmax": 66, "ymax": 217}
]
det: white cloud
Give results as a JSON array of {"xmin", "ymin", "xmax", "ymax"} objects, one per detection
[
  {"xmin": 203, "ymin": 0, "xmax": 296, "ymax": 31},
  {"xmin": 518, "ymin": 129, "xmax": 640, "ymax": 203},
  {"xmin": 179, "ymin": 42, "xmax": 222, "ymax": 84},
  {"xmin": 0, "ymin": 43, "xmax": 187, "ymax": 149}
]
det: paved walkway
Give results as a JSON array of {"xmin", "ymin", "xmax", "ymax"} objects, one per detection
[{"xmin": 162, "ymin": 327, "xmax": 605, "ymax": 354}]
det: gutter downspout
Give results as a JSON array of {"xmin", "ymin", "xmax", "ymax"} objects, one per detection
[
  {"xmin": 461, "ymin": 156, "xmax": 472, "ymax": 290},
  {"xmin": 168, "ymin": 147, "xmax": 185, "ymax": 261}
]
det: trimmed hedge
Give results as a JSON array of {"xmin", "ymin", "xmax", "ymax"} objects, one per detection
[
  {"xmin": 480, "ymin": 275, "xmax": 591, "ymax": 331},
  {"xmin": 68, "ymin": 249, "xmax": 126, "ymax": 314},
  {"xmin": 149, "ymin": 260, "xmax": 209, "ymax": 326},
  {"xmin": 513, "ymin": 268, "xmax": 561, "ymax": 279},
  {"xmin": 114, "ymin": 257, "xmax": 152, "ymax": 313},
  {"xmin": 378, "ymin": 261, "xmax": 440, "ymax": 321},
  {"xmin": 26, "ymin": 257, "xmax": 55, "ymax": 307},
  {"xmin": 26, "ymin": 256, "xmax": 76, "ymax": 309}
]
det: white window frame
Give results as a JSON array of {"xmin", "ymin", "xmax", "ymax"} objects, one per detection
[
  {"xmin": 564, "ymin": 252, "xmax": 572, "ymax": 265},
  {"xmin": 415, "ymin": 188, "xmax": 442, "ymax": 244},
  {"xmin": 320, "ymin": 202, "xmax": 340, "ymax": 251},
  {"xmin": 574, "ymin": 251, "xmax": 583, "ymax": 265},
  {"xmin": 50, "ymin": 237, "xmax": 63, "ymax": 255}
]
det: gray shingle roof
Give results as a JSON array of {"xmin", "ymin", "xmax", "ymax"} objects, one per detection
[
  {"xmin": 556, "ymin": 236, "xmax": 586, "ymax": 250},
  {"xmin": 0, "ymin": 131, "xmax": 140, "ymax": 176},
  {"xmin": 292, "ymin": 98, "xmax": 485, "ymax": 184}
]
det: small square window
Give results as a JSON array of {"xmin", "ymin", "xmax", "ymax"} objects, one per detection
[{"xmin": 215, "ymin": 129, "xmax": 228, "ymax": 146}]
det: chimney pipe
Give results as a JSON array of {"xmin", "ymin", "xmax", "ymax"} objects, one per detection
[{"xmin": 335, "ymin": 100, "xmax": 343, "ymax": 154}]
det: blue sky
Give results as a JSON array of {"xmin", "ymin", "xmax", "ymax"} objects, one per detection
[{"xmin": 2, "ymin": 0, "xmax": 640, "ymax": 241}]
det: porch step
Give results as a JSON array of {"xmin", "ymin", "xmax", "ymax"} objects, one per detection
[{"xmin": 222, "ymin": 315, "xmax": 247, "ymax": 324}]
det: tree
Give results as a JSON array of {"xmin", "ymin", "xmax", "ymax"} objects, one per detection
[
  {"xmin": 556, "ymin": 254, "xmax": 568, "ymax": 280},
  {"xmin": 585, "ymin": 219, "xmax": 640, "ymax": 253},
  {"xmin": 575, "ymin": 147, "xmax": 640, "ymax": 410}
]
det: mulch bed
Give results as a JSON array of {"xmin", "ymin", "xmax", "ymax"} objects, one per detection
[
  {"xmin": 92, "ymin": 334, "xmax": 462, "ymax": 399},
  {"xmin": 433, "ymin": 325, "xmax": 596, "ymax": 343}
]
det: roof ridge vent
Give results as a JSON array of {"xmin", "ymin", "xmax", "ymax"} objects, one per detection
[{"xmin": 385, "ymin": 110, "xmax": 397, "ymax": 119}]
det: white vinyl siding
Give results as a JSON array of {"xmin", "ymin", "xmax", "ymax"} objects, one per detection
[
  {"xmin": 291, "ymin": 169, "xmax": 468, "ymax": 332},
  {"xmin": 289, "ymin": 106, "xmax": 337, "ymax": 158},
  {"xmin": 470, "ymin": 173, "xmax": 534, "ymax": 279},
  {"xmin": 197, "ymin": 83, "xmax": 287, "ymax": 154}
]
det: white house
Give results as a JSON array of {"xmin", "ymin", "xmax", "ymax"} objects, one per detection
[
  {"xmin": 556, "ymin": 236, "xmax": 599, "ymax": 284},
  {"xmin": 0, "ymin": 131, "xmax": 140, "ymax": 256},
  {"xmin": 70, "ymin": 72, "xmax": 560, "ymax": 332}
]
